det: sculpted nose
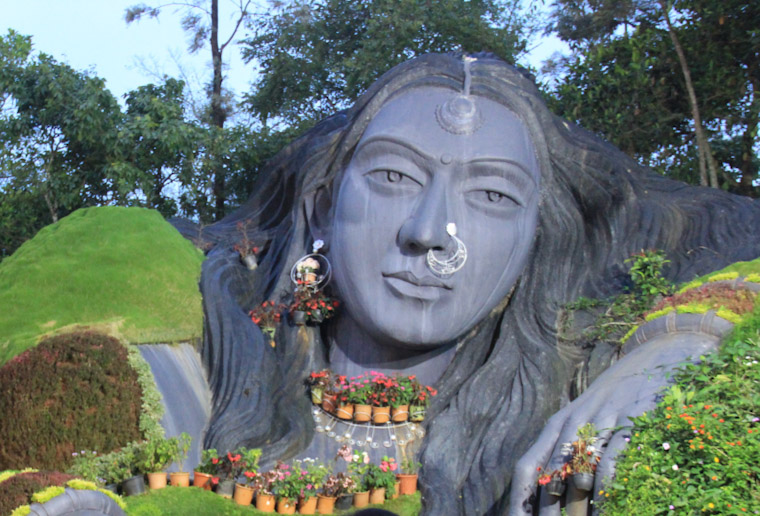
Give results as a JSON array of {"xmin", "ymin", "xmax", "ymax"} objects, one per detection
[{"xmin": 397, "ymin": 184, "xmax": 450, "ymax": 253}]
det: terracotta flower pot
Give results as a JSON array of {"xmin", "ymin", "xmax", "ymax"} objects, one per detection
[
  {"xmin": 256, "ymin": 493, "xmax": 276, "ymax": 512},
  {"xmin": 391, "ymin": 405, "xmax": 409, "ymax": 422},
  {"xmin": 277, "ymin": 497, "xmax": 297, "ymax": 514},
  {"xmin": 354, "ymin": 404, "xmax": 371, "ymax": 422},
  {"xmin": 391, "ymin": 481, "xmax": 400, "ymax": 499},
  {"xmin": 170, "ymin": 471, "xmax": 190, "ymax": 487},
  {"xmin": 353, "ymin": 491, "xmax": 370, "ymax": 508},
  {"xmin": 369, "ymin": 488, "xmax": 386, "ymax": 504},
  {"xmin": 397, "ymin": 474, "xmax": 418, "ymax": 495},
  {"xmin": 336, "ymin": 403, "xmax": 354, "ymax": 420},
  {"xmin": 298, "ymin": 495, "xmax": 318, "ymax": 514},
  {"xmin": 234, "ymin": 483, "xmax": 255, "ymax": 506},
  {"xmin": 372, "ymin": 406, "xmax": 391, "ymax": 424},
  {"xmin": 193, "ymin": 471, "xmax": 213, "ymax": 490},
  {"xmin": 316, "ymin": 494, "xmax": 336, "ymax": 514},
  {"xmin": 147, "ymin": 472, "xmax": 167, "ymax": 490},
  {"xmin": 322, "ymin": 394, "xmax": 338, "ymax": 413}
]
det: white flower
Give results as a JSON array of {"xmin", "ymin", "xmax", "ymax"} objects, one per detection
[
  {"xmin": 672, "ymin": 464, "xmax": 679, "ymax": 471},
  {"xmin": 662, "ymin": 442, "xmax": 670, "ymax": 450}
]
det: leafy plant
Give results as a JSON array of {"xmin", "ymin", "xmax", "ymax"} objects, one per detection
[
  {"xmin": 170, "ymin": 433, "xmax": 192, "ymax": 473},
  {"xmin": 364, "ymin": 457, "xmax": 398, "ymax": 496},
  {"xmin": 289, "ymin": 288, "xmax": 340, "ymax": 323},
  {"xmin": 564, "ymin": 423, "xmax": 601, "ymax": 475},
  {"xmin": 249, "ymin": 301, "xmax": 285, "ymax": 343},
  {"xmin": 626, "ymin": 249, "xmax": 673, "ymax": 302},
  {"xmin": 140, "ymin": 437, "xmax": 175, "ymax": 473},
  {"xmin": 195, "ymin": 449, "xmax": 220, "ymax": 476}
]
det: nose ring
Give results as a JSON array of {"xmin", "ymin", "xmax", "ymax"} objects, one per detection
[{"xmin": 426, "ymin": 223, "xmax": 467, "ymax": 276}]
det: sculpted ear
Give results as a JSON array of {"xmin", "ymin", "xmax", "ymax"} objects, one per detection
[{"xmin": 304, "ymin": 184, "xmax": 333, "ymax": 245}]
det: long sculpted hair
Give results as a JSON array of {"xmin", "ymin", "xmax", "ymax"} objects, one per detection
[{"xmin": 180, "ymin": 53, "xmax": 760, "ymax": 515}]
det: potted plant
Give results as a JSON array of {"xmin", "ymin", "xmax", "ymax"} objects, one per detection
[
  {"xmin": 252, "ymin": 468, "xmax": 279, "ymax": 512},
  {"xmin": 118, "ymin": 441, "xmax": 147, "ymax": 496},
  {"xmin": 271, "ymin": 462, "xmax": 300, "ymax": 514},
  {"xmin": 250, "ymin": 300, "xmax": 285, "ymax": 347},
  {"xmin": 409, "ymin": 379, "xmax": 437, "ymax": 422},
  {"xmin": 306, "ymin": 369, "xmax": 332, "ymax": 404},
  {"xmin": 397, "ymin": 456, "xmax": 420, "ymax": 495},
  {"xmin": 290, "ymin": 288, "xmax": 339, "ymax": 325},
  {"xmin": 194, "ymin": 449, "xmax": 220, "ymax": 490},
  {"xmin": 216, "ymin": 447, "xmax": 261, "ymax": 497},
  {"xmin": 389, "ymin": 375, "xmax": 415, "ymax": 422},
  {"xmin": 365, "ymin": 456, "xmax": 397, "ymax": 504},
  {"xmin": 564, "ymin": 423, "xmax": 600, "ymax": 491},
  {"xmin": 168, "ymin": 433, "xmax": 192, "ymax": 487},
  {"xmin": 345, "ymin": 376, "xmax": 373, "ymax": 422},
  {"xmin": 368, "ymin": 372, "xmax": 392, "ymax": 424},
  {"xmin": 297, "ymin": 458, "xmax": 327, "ymax": 515},
  {"xmin": 232, "ymin": 449, "xmax": 262, "ymax": 506},
  {"xmin": 141, "ymin": 436, "xmax": 175, "ymax": 489},
  {"xmin": 319, "ymin": 472, "xmax": 356, "ymax": 513},
  {"xmin": 537, "ymin": 468, "xmax": 566, "ymax": 497},
  {"xmin": 233, "ymin": 220, "xmax": 260, "ymax": 270},
  {"xmin": 346, "ymin": 449, "xmax": 371, "ymax": 507}
]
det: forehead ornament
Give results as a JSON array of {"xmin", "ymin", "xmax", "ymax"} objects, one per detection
[{"xmin": 435, "ymin": 56, "xmax": 483, "ymax": 135}]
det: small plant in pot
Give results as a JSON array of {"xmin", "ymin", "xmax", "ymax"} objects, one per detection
[
  {"xmin": 296, "ymin": 458, "xmax": 327, "ymax": 514},
  {"xmin": 233, "ymin": 220, "xmax": 260, "ymax": 270},
  {"xmin": 216, "ymin": 447, "xmax": 262, "ymax": 498},
  {"xmin": 409, "ymin": 378, "xmax": 437, "ymax": 422},
  {"xmin": 141, "ymin": 436, "xmax": 176, "ymax": 490},
  {"xmin": 250, "ymin": 300, "xmax": 285, "ymax": 347},
  {"xmin": 270, "ymin": 462, "xmax": 301, "ymax": 514},
  {"xmin": 290, "ymin": 287, "xmax": 339, "ymax": 325},
  {"xmin": 167, "ymin": 433, "xmax": 192, "ymax": 487},
  {"xmin": 537, "ymin": 467, "xmax": 566, "ymax": 497},
  {"xmin": 194, "ymin": 449, "xmax": 220, "ymax": 490},
  {"xmin": 563, "ymin": 423, "xmax": 601, "ymax": 491},
  {"xmin": 252, "ymin": 468, "xmax": 278, "ymax": 512},
  {"xmin": 233, "ymin": 449, "xmax": 262, "ymax": 506},
  {"xmin": 397, "ymin": 455, "xmax": 421, "ymax": 496},
  {"xmin": 306, "ymin": 369, "xmax": 332, "ymax": 405},
  {"xmin": 364, "ymin": 456, "xmax": 397, "ymax": 504}
]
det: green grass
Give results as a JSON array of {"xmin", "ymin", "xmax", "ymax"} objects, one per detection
[
  {"xmin": 124, "ymin": 487, "xmax": 421, "ymax": 515},
  {"xmin": 0, "ymin": 206, "xmax": 204, "ymax": 364}
]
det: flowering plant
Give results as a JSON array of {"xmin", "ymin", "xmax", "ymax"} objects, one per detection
[
  {"xmin": 290, "ymin": 287, "xmax": 339, "ymax": 323},
  {"xmin": 249, "ymin": 301, "xmax": 285, "ymax": 342},
  {"xmin": 388, "ymin": 374, "xmax": 416, "ymax": 407},
  {"xmin": 216, "ymin": 447, "xmax": 261, "ymax": 481},
  {"xmin": 336, "ymin": 375, "xmax": 374, "ymax": 405},
  {"xmin": 536, "ymin": 467, "xmax": 565, "ymax": 486},
  {"xmin": 411, "ymin": 380, "xmax": 438, "ymax": 407},
  {"xmin": 271, "ymin": 462, "xmax": 304, "ymax": 500},
  {"xmin": 562, "ymin": 423, "xmax": 600, "ymax": 474},
  {"xmin": 306, "ymin": 369, "xmax": 332, "ymax": 390},
  {"xmin": 252, "ymin": 468, "xmax": 279, "ymax": 495},
  {"xmin": 321, "ymin": 473, "xmax": 356, "ymax": 497},
  {"xmin": 298, "ymin": 458, "xmax": 328, "ymax": 498},
  {"xmin": 364, "ymin": 456, "xmax": 398, "ymax": 495},
  {"xmin": 196, "ymin": 449, "xmax": 220, "ymax": 476}
]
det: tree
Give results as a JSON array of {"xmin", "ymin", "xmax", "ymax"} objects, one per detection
[
  {"xmin": 126, "ymin": 0, "xmax": 253, "ymax": 220},
  {"xmin": 241, "ymin": 0, "xmax": 531, "ymax": 127},
  {"xmin": 0, "ymin": 30, "xmax": 124, "ymax": 256},
  {"xmin": 546, "ymin": 0, "xmax": 760, "ymax": 194}
]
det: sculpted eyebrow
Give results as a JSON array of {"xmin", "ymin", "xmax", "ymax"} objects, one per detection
[
  {"xmin": 466, "ymin": 158, "xmax": 537, "ymax": 190},
  {"xmin": 354, "ymin": 136, "xmax": 434, "ymax": 169}
]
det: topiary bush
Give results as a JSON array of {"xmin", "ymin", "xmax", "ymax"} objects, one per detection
[
  {"xmin": 0, "ymin": 471, "xmax": 76, "ymax": 516},
  {"xmin": 0, "ymin": 331, "xmax": 143, "ymax": 471}
]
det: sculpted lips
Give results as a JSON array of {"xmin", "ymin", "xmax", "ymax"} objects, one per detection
[{"xmin": 382, "ymin": 271, "xmax": 452, "ymax": 301}]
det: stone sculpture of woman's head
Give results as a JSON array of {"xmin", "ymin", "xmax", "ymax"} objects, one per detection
[{"xmin": 193, "ymin": 52, "xmax": 760, "ymax": 515}]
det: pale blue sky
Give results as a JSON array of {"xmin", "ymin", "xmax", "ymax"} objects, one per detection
[{"xmin": 2, "ymin": 1, "xmax": 564, "ymax": 103}]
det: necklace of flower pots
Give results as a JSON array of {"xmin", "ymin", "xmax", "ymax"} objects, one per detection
[{"xmin": 311, "ymin": 406, "xmax": 425, "ymax": 448}]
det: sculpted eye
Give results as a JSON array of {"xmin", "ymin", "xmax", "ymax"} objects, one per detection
[
  {"xmin": 487, "ymin": 191, "xmax": 506, "ymax": 203},
  {"xmin": 479, "ymin": 190, "xmax": 519, "ymax": 206},
  {"xmin": 365, "ymin": 169, "xmax": 423, "ymax": 193},
  {"xmin": 387, "ymin": 170, "xmax": 404, "ymax": 183}
]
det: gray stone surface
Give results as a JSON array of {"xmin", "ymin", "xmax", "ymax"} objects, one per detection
[
  {"xmin": 29, "ymin": 488, "xmax": 125, "ymax": 516},
  {"xmin": 139, "ymin": 343, "xmax": 211, "ymax": 471}
]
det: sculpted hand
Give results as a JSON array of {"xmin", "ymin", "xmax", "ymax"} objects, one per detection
[{"xmin": 509, "ymin": 331, "xmax": 722, "ymax": 515}]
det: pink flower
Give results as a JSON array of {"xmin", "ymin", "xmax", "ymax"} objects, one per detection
[
  {"xmin": 380, "ymin": 464, "xmax": 388, "ymax": 472},
  {"xmin": 363, "ymin": 453, "xmax": 370, "ymax": 464},
  {"xmin": 390, "ymin": 463, "xmax": 398, "ymax": 471},
  {"xmin": 306, "ymin": 484, "xmax": 313, "ymax": 489}
]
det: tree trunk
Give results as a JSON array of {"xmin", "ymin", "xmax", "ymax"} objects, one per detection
[
  {"xmin": 659, "ymin": 1, "xmax": 718, "ymax": 188},
  {"xmin": 210, "ymin": 0, "xmax": 227, "ymax": 220},
  {"xmin": 737, "ymin": 88, "xmax": 759, "ymax": 196}
]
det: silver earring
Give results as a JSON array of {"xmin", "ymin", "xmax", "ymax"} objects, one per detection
[{"xmin": 427, "ymin": 223, "xmax": 467, "ymax": 276}]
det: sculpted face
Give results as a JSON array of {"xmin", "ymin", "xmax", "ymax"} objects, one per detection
[{"xmin": 329, "ymin": 87, "xmax": 540, "ymax": 349}]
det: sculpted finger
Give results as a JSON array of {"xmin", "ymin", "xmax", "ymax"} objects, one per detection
[
  {"xmin": 510, "ymin": 410, "xmax": 573, "ymax": 516},
  {"xmin": 594, "ymin": 428, "xmax": 632, "ymax": 506}
]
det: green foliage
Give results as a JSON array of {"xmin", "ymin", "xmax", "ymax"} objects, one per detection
[
  {"xmin": 127, "ymin": 345, "xmax": 165, "ymax": 443},
  {"xmin": 30, "ymin": 486, "xmax": 64, "ymax": 504},
  {"xmin": 0, "ymin": 332, "xmax": 143, "ymax": 471},
  {"xmin": 0, "ymin": 471, "xmax": 76, "ymax": 516},
  {"xmin": 363, "ymin": 457, "xmax": 398, "ymax": 495},
  {"xmin": 241, "ymin": 0, "xmax": 530, "ymax": 127},
  {"xmin": 626, "ymin": 249, "xmax": 673, "ymax": 301},
  {"xmin": 546, "ymin": 0, "xmax": 760, "ymax": 194},
  {"xmin": 0, "ymin": 206, "xmax": 204, "ymax": 364},
  {"xmin": 600, "ymin": 319, "xmax": 760, "ymax": 514}
]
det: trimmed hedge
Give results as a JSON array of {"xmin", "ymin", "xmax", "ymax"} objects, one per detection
[
  {"xmin": 0, "ymin": 332, "xmax": 142, "ymax": 471},
  {"xmin": 0, "ymin": 471, "xmax": 76, "ymax": 516}
]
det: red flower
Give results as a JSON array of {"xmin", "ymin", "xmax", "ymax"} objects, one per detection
[{"xmin": 212, "ymin": 458, "xmax": 219, "ymax": 465}]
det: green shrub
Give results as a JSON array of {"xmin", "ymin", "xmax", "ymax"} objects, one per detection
[
  {"xmin": 600, "ymin": 318, "xmax": 760, "ymax": 514},
  {"xmin": 0, "ymin": 471, "xmax": 76, "ymax": 516},
  {"xmin": 0, "ymin": 331, "xmax": 143, "ymax": 471}
]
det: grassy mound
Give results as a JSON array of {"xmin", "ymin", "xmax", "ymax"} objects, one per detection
[
  {"xmin": 0, "ymin": 471, "xmax": 77, "ymax": 516},
  {"xmin": 0, "ymin": 206, "xmax": 204, "ymax": 364}
]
